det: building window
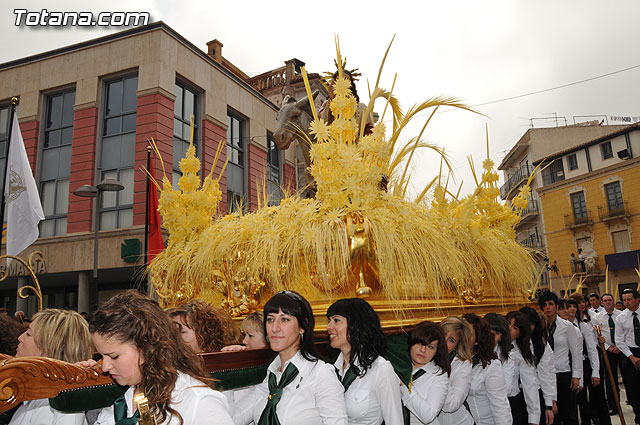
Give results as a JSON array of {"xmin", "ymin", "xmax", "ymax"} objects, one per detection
[
  {"xmin": 267, "ymin": 132, "xmax": 283, "ymax": 206},
  {"xmin": 0, "ymin": 104, "xmax": 10, "ymax": 200},
  {"xmin": 226, "ymin": 112, "xmax": 245, "ymax": 213},
  {"xmin": 567, "ymin": 154, "xmax": 578, "ymax": 171},
  {"xmin": 173, "ymin": 82, "xmax": 198, "ymax": 189},
  {"xmin": 40, "ymin": 90, "xmax": 75, "ymax": 237},
  {"xmin": 601, "ymin": 141, "xmax": 613, "ymax": 160},
  {"xmin": 570, "ymin": 191, "xmax": 587, "ymax": 223},
  {"xmin": 100, "ymin": 75, "xmax": 137, "ymax": 230},
  {"xmin": 604, "ymin": 181, "xmax": 623, "ymax": 213},
  {"xmin": 541, "ymin": 158, "xmax": 565, "ymax": 185},
  {"xmin": 612, "ymin": 230, "xmax": 630, "ymax": 253}
]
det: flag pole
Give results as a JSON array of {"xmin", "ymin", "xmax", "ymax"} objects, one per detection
[
  {"xmin": 144, "ymin": 145, "xmax": 151, "ymax": 266},
  {"xmin": 0, "ymin": 97, "xmax": 19, "ymax": 256}
]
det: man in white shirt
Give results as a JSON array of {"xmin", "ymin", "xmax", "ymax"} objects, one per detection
[
  {"xmin": 595, "ymin": 293, "xmax": 622, "ymax": 415},
  {"xmin": 615, "ymin": 288, "xmax": 640, "ymax": 424},
  {"xmin": 538, "ymin": 292, "xmax": 582, "ymax": 425},
  {"xmin": 588, "ymin": 293, "xmax": 603, "ymax": 318}
]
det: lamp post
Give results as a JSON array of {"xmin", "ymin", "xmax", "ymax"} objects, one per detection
[{"xmin": 73, "ymin": 177, "xmax": 124, "ymax": 309}]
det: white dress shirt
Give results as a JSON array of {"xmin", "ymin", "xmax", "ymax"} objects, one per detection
[
  {"xmin": 333, "ymin": 353, "xmax": 403, "ymax": 425},
  {"xmin": 575, "ymin": 319, "xmax": 599, "ymax": 379},
  {"xmin": 438, "ymin": 356, "xmax": 473, "ymax": 425},
  {"xmin": 93, "ymin": 372, "xmax": 233, "ymax": 425},
  {"xmin": 549, "ymin": 316, "xmax": 582, "ymax": 379},
  {"xmin": 533, "ymin": 342, "xmax": 556, "ymax": 408},
  {"xmin": 570, "ymin": 323, "xmax": 584, "ymax": 387},
  {"xmin": 234, "ymin": 351, "xmax": 348, "ymax": 425},
  {"xmin": 466, "ymin": 359, "xmax": 512, "ymax": 425},
  {"xmin": 509, "ymin": 344, "xmax": 541, "ymax": 424},
  {"xmin": 495, "ymin": 345, "xmax": 515, "ymax": 396},
  {"xmin": 8, "ymin": 399, "xmax": 85, "ymax": 425},
  {"xmin": 595, "ymin": 309, "xmax": 621, "ymax": 350},
  {"xmin": 588, "ymin": 307, "xmax": 603, "ymax": 320},
  {"xmin": 614, "ymin": 307, "xmax": 640, "ymax": 358},
  {"xmin": 400, "ymin": 361, "xmax": 449, "ymax": 425}
]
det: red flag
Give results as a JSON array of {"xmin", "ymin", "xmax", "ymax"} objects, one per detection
[{"xmin": 147, "ymin": 158, "xmax": 164, "ymax": 262}]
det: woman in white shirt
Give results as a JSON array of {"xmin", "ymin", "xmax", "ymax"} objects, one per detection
[
  {"xmin": 462, "ymin": 313, "xmax": 512, "ymax": 425},
  {"xmin": 437, "ymin": 316, "xmax": 473, "ymax": 425},
  {"xmin": 10, "ymin": 309, "xmax": 91, "ymax": 425},
  {"xmin": 506, "ymin": 311, "xmax": 541, "ymax": 425},
  {"xmin": 234, "ymin": 290, "xmax": 348, "ymax": 425},
  {"xmin": 88, "ymin": 290, "xmax": 234, "ymax": 425},
  {"xmin": 401, "ymin": 321, "xmax": 450, "ymax": 425},
  {"xmin": 326, "ymin": 298, "xmax": 402, "ymax": 425},
  {"xmin": 518, "ymin": 307, "xmax": 556, "ymax": 425}
]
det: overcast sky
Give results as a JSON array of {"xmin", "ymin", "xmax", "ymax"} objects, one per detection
[{"xmin": 2, "ymin": 0, "xmax": 639, "ymax": 197}]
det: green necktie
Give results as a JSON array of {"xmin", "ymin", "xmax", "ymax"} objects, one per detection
[
  {"xmin": 548, "ymin": 320, "xmax": 557, "ymax": 350},
  {"xmin": 633, "ymin": 312, "xmax": 640, "ymax": 346},
  {"xmin": 258, "ymin": 362, "xmax": 299, "ymax": 425},
  {"xmin": 403, "ymin": 368, "xmax": 427, "ymax": 425},
  {"xmin": 336, "ymin": 365, "xmax": 359, "ymax": 392},
  {"xmin": 113, "ymin": 394, "xmax": 140, "ymax": 425},
  {"xmin": 608, "ymin": 313, "xmax": 615, "ymax": 344}
]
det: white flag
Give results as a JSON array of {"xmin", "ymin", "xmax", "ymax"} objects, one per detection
[{"xmin": 4, "ymin": 114, "xmax": 44, "ymax": 259}]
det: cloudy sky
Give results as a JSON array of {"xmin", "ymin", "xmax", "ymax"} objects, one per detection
[{"xmin": 2, "ymin": 0, "xmax": 639, "ymax": 196}]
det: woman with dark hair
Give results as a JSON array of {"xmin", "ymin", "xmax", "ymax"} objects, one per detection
[
  {"xmin": 437, "ymin": 317, "xmax": 474, "ymax": 425},
  {"xmin": 89, "ymin": 290, "xmax": 234, "ymax": 425},
  {"xmin": 569, "ymin": 293, "xmax": 611, "ymax": 425},
  {"xmin": 326, "ymin": 298, "xmax": 402, "ymax": 425},
  {"xmin": 168, "ymin": 299, "xmax": 242, "ymax": 353},
  {"xmin": 462, "ymin": 313, "xmax": 512, "ymax": 425},
  {"xmin": 234, "ymin": 290, "xmax": 347, "ymax": 425},
  {"xmin": 505, "ymin": 311, "xmax": 541, "ymax": 425},
  {"xmin": 519, "ymin": 306, "xmax": 556, "ymax": 425},
  {"xmin": 401, "ymin": 321, "xmax": 450, "ymax": 425},
  {"xmin": 485, "ymin": 313, "xmax": 515, "ymax": 396}
]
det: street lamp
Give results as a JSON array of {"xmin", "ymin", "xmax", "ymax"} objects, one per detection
[{"xmin": 73, "ymin": 177, "xmax": 124, "ymax": 307}]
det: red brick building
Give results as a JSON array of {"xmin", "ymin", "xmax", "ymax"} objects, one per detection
[{"xmin": 0, "ymin": 22, "xmax": 305, "ymax": 314}]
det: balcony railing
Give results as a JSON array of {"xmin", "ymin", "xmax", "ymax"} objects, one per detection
[
  {"xmin": 598, "ymin": 200, "xmax": 630, "ymax": 221},
  {"xmin": 518, "ymin": 235, "xmax": 544, "ymax": 250},
  {"xmin": 519, "ymin": 199, "xmax": 539, "ymax": 219},
  {"xmin": 500, "ymin": 164, "xmax": 533, "ymax": 200},
  {"xmin": 564, "ymin": 210, "xmax": 593, "ymax": 228}
]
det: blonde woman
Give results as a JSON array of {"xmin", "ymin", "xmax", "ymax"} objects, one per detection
[
  {"xmin": 438, "ymin": 317, "xmax": 474, "ymax": 425},
  {"xmin": 11, "ymin": 309, "xmax": 92, "ymax": 425}
]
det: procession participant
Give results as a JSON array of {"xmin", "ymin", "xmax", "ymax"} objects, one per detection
[
  {"xmin": 485, "ymin": 313, "xmax": 515, "ymax": 396},
  {"xmin": 10, "ymin": 309, "xmax": 92, "ymax": 425},
  {"xmin": 538, "ymin": 292, "xmax": 581, "ymax": 425},
  {"xmin": 0, "ymin": 314, "xmax": 24, "ymax": 356},
  {"xmin": 326, "ymin": 298, "xmax": 403, "ymax": 425},
  {"xmin": 570, "ymin": 293, "xmax": 610, "ymax": 425},
  {"xmin": 519, "ymin": 307, "xmax": 556, "ymax": 425},
  {"xmin": 505, "ymin": 311, "xmax": 542, "ymax": 425},
  {"xmin": 614, "ymin": 301, "xmax": 624, "ymax": 311},
  {"xmin": 401, "ymin": 321, "xmax": 450, "ymax": 425},
  {"xmin": 462, "ymin": 314, "xmax": 512, "ymax": 425},
  {"xmin": 587, "ymin": 294, "xmax": 602, "ymax": 319},
  {"xmin": 614, "ymin": 288, "xmax": 640, "ymax": 424},
  {"xmin": 168, "ymin": 299, "xmax": 242, "ymax": 354},
  {"xmin": 437, "ymin": 317, "xmax": 473, "ymax": 425},
  {"xmin": 594, "ymin": 293, "xmax": 621, "ymax": 415},
  {"xmin": 233, "ymin": 290, "xmax": 348, "ymax": 425},
  {"xmin": 222, "ymin": 311, "xmax": 268, "ymax": 351},
  {"xmin": 89, "ymin": 290, "xmax": 234, "ymax": 425}
]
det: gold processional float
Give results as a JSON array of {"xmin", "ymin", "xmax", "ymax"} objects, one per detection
[{"xmin": 147, "ymin": 39, "xmax": 540, "ymax": 330}]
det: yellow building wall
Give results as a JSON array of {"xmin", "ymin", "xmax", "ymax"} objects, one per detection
[{"xmin": 539, "ymin": 157, "xmax": 640, "ymax": 293}]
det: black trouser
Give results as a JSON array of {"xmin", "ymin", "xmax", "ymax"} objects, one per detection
[
  {"xmin": 619, "ymin": 348, "xmax": 640, "ymax": 424},
  {"xmin": 557, "ymin": 372, "xmax": 579, "ymax": 425},
  {"xmin": 509, "ymin": 391, "xmax": 527, "ymax": 425},
  {"xmin": 601, "ymin": 350, "xmax": 620, "ymax": 412},
  {"xmin": 539, "ymin": 390, "xmax": 549, "ymax": 425},
  {"xmin": 577, "ymin": 359, "xmax": 611, "ymax": 425}
]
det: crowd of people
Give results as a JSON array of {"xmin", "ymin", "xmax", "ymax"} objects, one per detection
[{"xmin": 0, "ymin": 287, "xmax": 639, "ymax": 425}]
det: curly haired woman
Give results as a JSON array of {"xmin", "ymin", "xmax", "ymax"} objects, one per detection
[
  {"xmin": 168, "ymin": 299, "xmax": 242, "ymax": 353},
  {"xmin": 89, "ymin": 290, "xmax": 234, "ymax": 425},
  {"xmin": 326, "ymin": 298, "xmax": 403, "ymax": 425}
]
